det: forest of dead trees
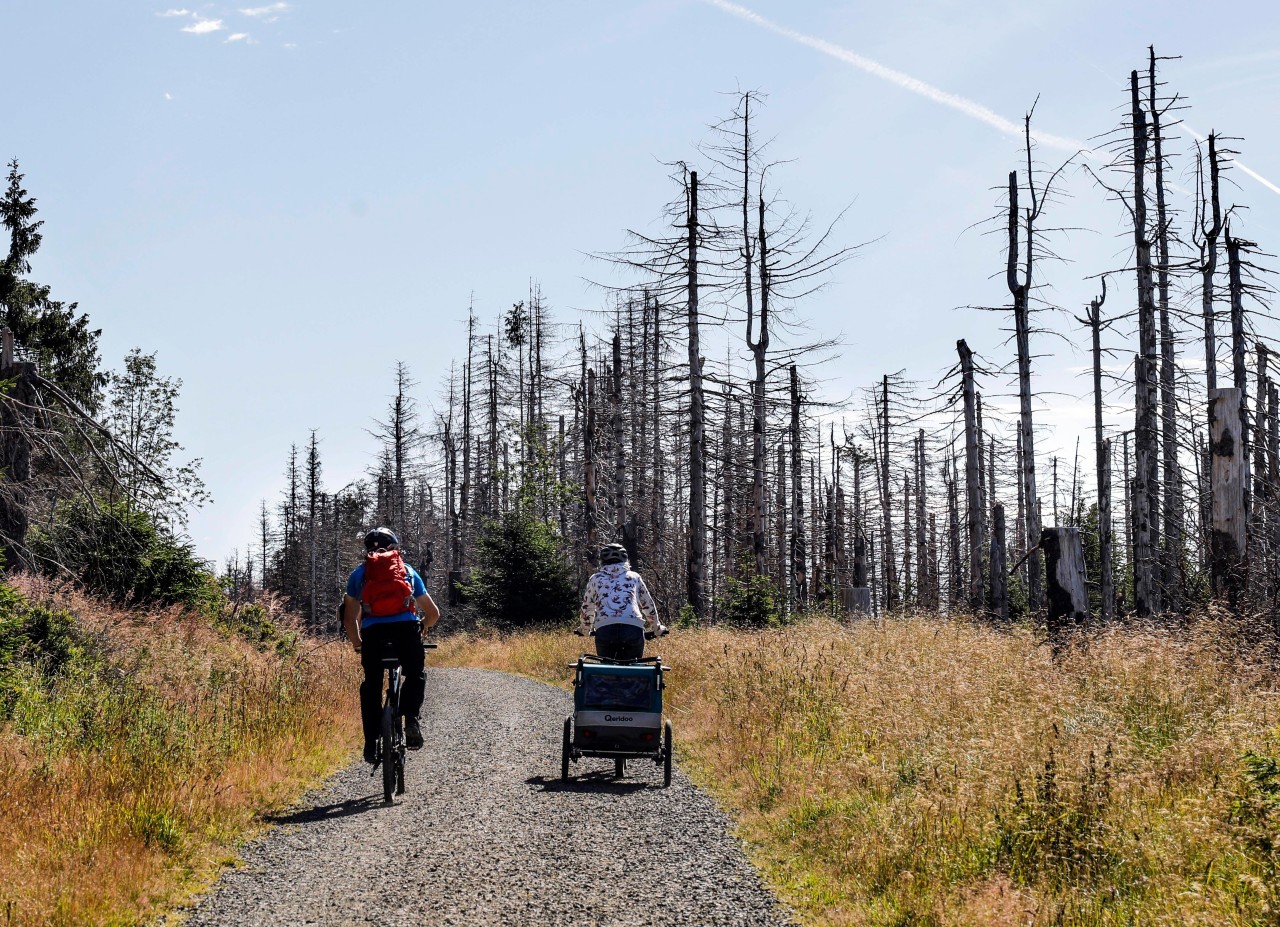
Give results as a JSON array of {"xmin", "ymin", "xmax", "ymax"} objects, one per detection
[{"xmin": 239, "ymin": 50, "xmax": 1280, "ymax": 636}]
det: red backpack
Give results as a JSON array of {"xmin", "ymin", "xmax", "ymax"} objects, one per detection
[{"xmin": 361, "ymin": 549, "xmax": 415, "ymax": 617}]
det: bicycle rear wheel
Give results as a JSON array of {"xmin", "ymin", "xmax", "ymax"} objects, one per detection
[{"xmin": 382, "ymin": 703, "xmax": 397, "ymax": 803}]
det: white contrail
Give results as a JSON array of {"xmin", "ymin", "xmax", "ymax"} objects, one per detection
[
  {"xmin": 1179, "ymin": 123, "xmax": 1280, "ymax": 197},
  {"xmin": 706, "ymin": 0, "xmax": 1280, "ymax": 198},
  {"xmin": 702, "ymin": 0, "xmax": 1095, "ymax": 157}
]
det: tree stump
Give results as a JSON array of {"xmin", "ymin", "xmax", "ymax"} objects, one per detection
[
  {"xmin": 1041, "ymin": 526, "xmax": 1088, "ymax": 638},
  {"xmin": 842, "ymin": 587, "xmax": 871, "ymax": 616}
]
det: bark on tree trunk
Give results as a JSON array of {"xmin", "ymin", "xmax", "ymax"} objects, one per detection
[
  {"xmin": 1042, "ymin": 526, "xmax": 1089, "ymax": 640},
  {"xmin": 1209, "ymin": 387, "xmax": 1247, "ymax": 608}
]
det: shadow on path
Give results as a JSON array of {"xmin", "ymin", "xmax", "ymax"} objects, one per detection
[
  {"xmin": 264, "ymin": 794, "xmax": 385, "ymax": 825},
  {"xmin": 526, "ymin": 773, "xmax": 650, "ymax": 795}
]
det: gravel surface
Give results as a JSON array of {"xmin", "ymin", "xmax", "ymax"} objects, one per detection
[{"xmin": 182, "ymin": 667, "xmax": 794, "ymax": 927}]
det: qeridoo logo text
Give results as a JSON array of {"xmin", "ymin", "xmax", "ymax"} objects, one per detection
[{"xmin": 604, "ymin": 714, "xmax": 633, "ymax": 722}]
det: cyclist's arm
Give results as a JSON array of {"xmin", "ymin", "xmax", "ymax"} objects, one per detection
[
  {"xmin": 577, "ymin": 575, "xmax": 600, "ymax": 634},
  {"xmin": 636, "ymin": 576, "xmax": 664, "ymax": 634},
  {"xmin": 343, "ymin": 595, "xmax": 363, "ymax": 652},
  {"xmin": 416, "ymin": 592, "xmax": 440, "ymax": 630}
]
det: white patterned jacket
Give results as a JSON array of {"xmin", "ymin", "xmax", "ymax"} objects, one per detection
[{"xmin": 576, "ymin": 562, "xmax": 664, "ymax": 635}]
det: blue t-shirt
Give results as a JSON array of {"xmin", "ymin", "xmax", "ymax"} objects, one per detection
[{"xmin": 347, "ymin": 562, "xmax": 428, "ymax": 629}]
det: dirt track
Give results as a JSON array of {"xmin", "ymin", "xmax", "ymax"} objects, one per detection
[{"xmin": 181, "ymin": 667, "xmax": 793, "ymax": 927}]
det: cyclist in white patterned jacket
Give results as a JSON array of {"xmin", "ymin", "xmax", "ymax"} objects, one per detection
[{"xmin": 575, "ymin": 543, "xmax": 667, "ymax": 661}]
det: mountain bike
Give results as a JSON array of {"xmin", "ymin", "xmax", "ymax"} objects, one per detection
[{"xmin": 371, "ymin": 638, "xmax": 437, "ymax": 804}]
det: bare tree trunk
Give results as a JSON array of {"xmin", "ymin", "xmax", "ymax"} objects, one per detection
[
  {"xmin": 687, "ymin": 170, "xmax": 707, "ymax": 619},
  {"xmin": 879, "ymin": 374, "xmax": 899, "ymax": 609},
  {"xmin": 1149, "ymin": 48, "xmax": 1183, "ymax": 610},
  {"xmin": 991, "ymin": 502, "xmax": 1009, "ymax": 621},
  {"xmin": 947, "ymin": 456, "xmax": 962, "ymax": 609},
  {"xmin": 1100, "ymin": 439, "xmax": 1114, "ymax": 621},
  {"xmin": 790, "ymin": 365, "xmax": 808, "ymax": 607},
  {"xmin": 1123, "ymin": 431, "xmax": 1133, "ymax": 613},
  {"xmin": 1200, "ymin": 134, "xmax": 1223, "ymax": 393},
  {"xmin": 1227, "ymin": 231, "xmax": 1251, "ymax": 523},
  {"xmin": 959, "ymin": 339, "xmax": 983, "ymax": 612},
  {"xmin": 776, "ymin": 442, "xmax": 788, "ymax": 609},
  {"xmin": 1086, "ymin": 294, "xmax": 1114, "ymax": 620},
  {"xmin": 585, "ymin": 368, "xmax": 599, "ymax": 565},
  {"xmin": 612, "ymin": 331, "xmax": 627, "ymax": 544},
  {"xmin": 460, "ymin": 308, "xmax": 474, "ymax": 565},
  {"xmin": 1008, "ymin": 170, "xmax": 1043, "ymax": 612},
  {"xmin": 1130, "ymin": 71, "xmax": 1161, "ymax": 617},
  {"xmin": 915, "ymin": 430, "xmax": 929, "ymax": 610},
  {"xmin": 1209, "ymin": 388, "xmax": 1247, "ymax": 609}
]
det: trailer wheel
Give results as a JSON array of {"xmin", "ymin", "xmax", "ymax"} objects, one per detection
[
  {"xmin": 663, "ymin": 720, "xmax": 673, "ymax": 788},
  {"xmin": 561, "ymin": 716, "xmax": 572, "ymax": 782},
  {"xmin": 614, "ymin": 757, "xmax": 626, "ymax": 778}
]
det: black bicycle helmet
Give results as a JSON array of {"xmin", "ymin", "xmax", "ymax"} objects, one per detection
[
  {"xmin": 363, "ymin": 527, "xmax": 401, "ymax": 552},
  {"xmin": 599, "ymin": 543, "xmax": 629, "ymax": 565}
]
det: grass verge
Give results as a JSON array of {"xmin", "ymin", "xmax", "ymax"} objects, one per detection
[
  {"xmin": 436, "ymin": 617, "xmax": 1280, "ymax": 926},
  {"xmin": 0, "ymin": 575, "xmax": 360, "ymax": 927}
]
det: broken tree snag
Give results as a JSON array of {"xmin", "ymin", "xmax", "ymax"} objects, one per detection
[
  {"xmin": 848, "ymin": 525, "xmax": 870, "ymax": 615},
  {"xmin": 0, "ymin": 350, "xmax": 35, "ymax": 571},
  {"xmin": 990, "ymin": 502, "xmax": 1009, "ymax": 622},
  {"xmin": 1041, "ymin": 526, "xmax": 1088, "ymax": 638},
  {"xmin": 1209, "ymin": 388, "xmax": 1247, "ymax": 608},
  {"xmin": 1099, "ymin": 438, "xmax": 1114, "ymax": 621},
  {"xmin": 958, "ymin": 339, "xmax": 983, "ymax": 614}
]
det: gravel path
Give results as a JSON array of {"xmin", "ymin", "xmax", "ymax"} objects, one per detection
[{"xmin": 182, "ymin": 668, "xmax": 793, "ymax": 927}]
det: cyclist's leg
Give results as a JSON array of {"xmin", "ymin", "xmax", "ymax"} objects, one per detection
[
  {"xmin": 359, "ymin": 625, "xmax": 387, "ymax": 760},
  {"xmin": 392, "ymin": 621, "xmax": 427, "ymax": 747},
  {"xmin": 595, "ymin": 623, "xmax": 644, "ymax": 661}
]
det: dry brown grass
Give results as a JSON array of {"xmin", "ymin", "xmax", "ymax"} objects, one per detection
[
  {"xmin": 437, "ymin": 617, "xmax": 1280, "ymax": 926},
  {"xmin": 0, "ymin": 576, "xmax": 361, "ymax": 927}
]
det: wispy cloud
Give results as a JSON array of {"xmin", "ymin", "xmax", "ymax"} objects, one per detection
[
  {"xmin": 157, "ymin": 8, "xmax": 194, "ymax": 16},
  {"xmin": 182, "ymin": 18, "xmax": 224, "ymax": 34},
  {"xmin": 225, "ymin": 32, "xmax": 250, "ymax": 42},
  {"xmin": 164, "ymin": 92, "xmax": 174, "ymax": 101},
  {"xmin": 702, "ymin": 0, "xmax": 1096, "ymax": 158},
  {"xmin": 1179, "ymin": 123, "xmax": 1280, "ymax": 197},
  {"xmin": 239, "ymin": 2, "xmax": 289, "ymax": 17}
]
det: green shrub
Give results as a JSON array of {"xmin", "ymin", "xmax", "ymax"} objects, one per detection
[
  {"xmin": 0, "ymin": 586, "xmax": 98, "ymax": 721},
  {"xmin": 714, "ymin": 574, "xmax": 784, "ymax": 627},
  {"xmin": 29, "ymin": 499, "xmax": 213, "ymax": 607},
  {"xmin": 461, "ymin": 512, "xmax": 577, "ymax": 629}
]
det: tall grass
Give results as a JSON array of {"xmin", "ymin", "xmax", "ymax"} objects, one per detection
[
  {"xmin": 438, "ymin": 617, "xmax": 1280, "ymax": 926},
  {"xmin": 0, "ymin": 576, "xmax": 361, "ymax": 927}
]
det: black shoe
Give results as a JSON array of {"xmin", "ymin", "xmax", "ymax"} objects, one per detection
[
  {"xmin": 363, "ymin": 741, "xmax": 379, "ymax": 764},
  {"xmin": 405, "ymin": 717, "xmax": 424, "ymax": 750}
]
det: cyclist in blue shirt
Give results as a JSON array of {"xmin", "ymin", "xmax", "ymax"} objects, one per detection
[{"xmin": 342, "ymin": 527, "xmax": 440, "ymax": 764}]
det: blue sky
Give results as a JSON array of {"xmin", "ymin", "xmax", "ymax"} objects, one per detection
[{"xmin": 4, "ymin": 0, "xmax": 1280, "ymax": 562}]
